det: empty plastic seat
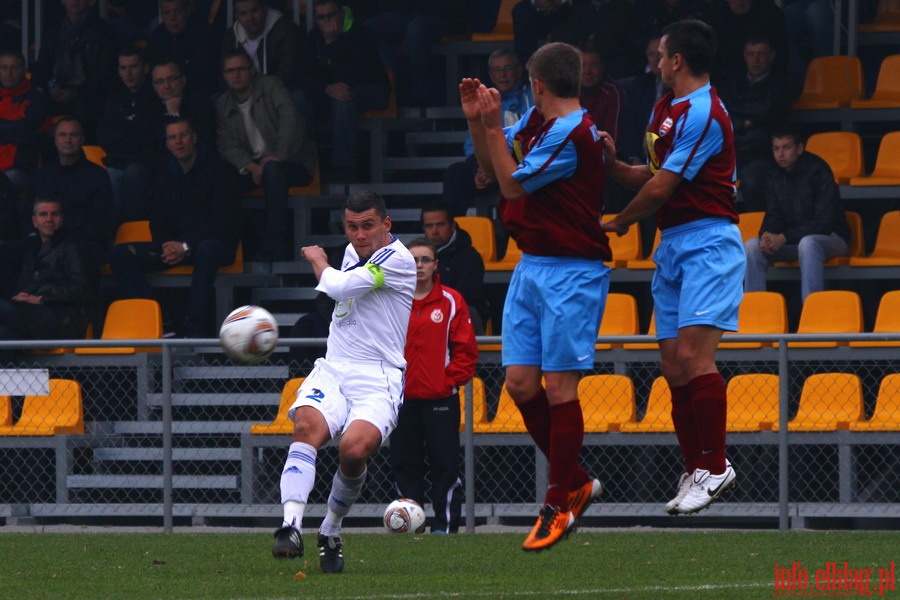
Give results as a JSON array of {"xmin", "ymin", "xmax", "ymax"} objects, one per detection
[
  {"xmin": 456, "ymin": 216, "xmax": 497, "ymax": 263},
  {"xmin": 0, "ymin": 379, "xmax": 84, "ymax": 436},
  {"xmin": 604, "ymin": 213, "xmax": 643, "ymax": 268},
  {"xmin": 850, "ymin": 290, "xmax": 900, "ymax": 348},
  {"xmin": 484, "ymin": 237, "xmax": 521, "ymax": 271},
  {"xmin": 850, "ymin": 55, "xmax": 900, "ymax": 108},
  {"xmin": 858, "ymin": 0, "xmax": 900, "ymax": 32},
  {"xmin": 790, "ymin": 291, "xmax": 863, "ymax": 348},
  {"xmin": 849, "ymin": 132, "xmax": 900, "ymax": 186},
  {"xmin": 720, "ymin": 291, "xmax": 788, "ymax": 349},
  {"xmin": 596, "ymin": 293, "xmax": 639, "ymax": 350},
  {"xmin": 850, "ymin": 373, "xmax": 900, "ymax": 431},
  {"xmin": 793, "ymin": 56, "xmax": 864, "ymax": 110},
  {"xmin": 473, "ymin": 384, "xmax": 527, "ymax": 433},
  {"xmin": 737, "ymin": 211, "xmax": 766, "ymax": 243},
  {"xmin": 362, "ymin": 69, "xmax": 397, "ymax": 119},
  {"xmin": 249, "ymin": 378, "xmax": 304, "ymax": 434},
  {"xmin": 622, "ymin": 312, "xmax": 658, "ymax": 350},
  {"xmin": 0, "ymin": 396, "xmax": 11, "ymax": 426},
  {"xmin": 726, "ymin": 374, "xmax": 780, "ymax": 431},
  {"xmin": 82, "ymin": 145, "xmax": 107, "ymax": 167},
  {"xmin": 459, "ymin": 377, "xmax": 487, "ymax": 432},
  {"xmin": 624, "ymin": 228, "xmax": 659, "ymax": 270},
  {"xmin": 848, "ymin": 211, "xmax": 900, "ymax": 266},
  {"xmin": 75, "ymin": 298, "xmax": 163, "ymax": 354},
  {"xmin": 472, "ymin": 0, "xmax": 515, "ymax": 41},
  {"xmin": 789, "ymin": 373, "xmax": 864, "ymax": 431},
  {"xmin": 620, "ymin": 376, "xmax": 674, "ymax": 432},
  {"xmin": 804, "ymin": 132, "xmax": 865, "ymax": 184},
  {"xmin": 579, "ymin": 374, "xmax": 636, "ymax": 432}
]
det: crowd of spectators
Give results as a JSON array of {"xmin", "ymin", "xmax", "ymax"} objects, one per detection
[{"xmin": 0, "ymin": 0, "xmax": 892, "ymax": 347}]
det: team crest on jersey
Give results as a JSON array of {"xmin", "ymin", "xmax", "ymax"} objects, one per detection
[
  {"xmin": 431, "ymin": 309, "xmax": 444, "ymax": 324},
  {"xmin": 590, "ymin": 124, "xmax": 601, "ymax": 141},
  {"xmin": 658, "ymin": 117, "xmax": 673, "ymax": 137},
  {"xmin": 334, "ymin": 298, "xmax": 354, "ymax": 318}
]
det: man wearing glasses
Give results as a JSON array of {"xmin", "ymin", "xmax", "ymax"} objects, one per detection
[
  {"xmin": 151, "ymin": 60, "xmax": 216, "ymax": 145},
  {"xmin": 297, "ymin": 0, "xmax": 390, "ymax": 183}
]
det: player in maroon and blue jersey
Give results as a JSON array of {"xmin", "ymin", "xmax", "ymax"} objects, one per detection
[
  {"xmin": 461, "ymin": 42, "xmax": 610, "ymax": 552},
  {"xmin": 602, "ymin": 19, "xmax": 745, "ymax": 516}
]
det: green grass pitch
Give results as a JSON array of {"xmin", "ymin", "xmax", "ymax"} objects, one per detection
[{"xmin": 0, "ymin": 530, "xmax": 895, "ymax": 599}]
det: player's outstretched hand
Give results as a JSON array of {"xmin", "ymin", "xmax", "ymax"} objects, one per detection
[
  {"xmin": 477, "ymin": 86, "xmax": 502, "ymax": 129},
  {"xmin": 460, "ymin": 78, "xmax": 484, "ymax": 121},
  {"xmin": 598, "ymin": 130, "xmax": 618, "ymax": 165}
]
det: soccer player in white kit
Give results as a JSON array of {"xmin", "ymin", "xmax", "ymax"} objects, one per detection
[{"xmin": 271, "ymin": 190, "xmax": 416, "ymax": 573}]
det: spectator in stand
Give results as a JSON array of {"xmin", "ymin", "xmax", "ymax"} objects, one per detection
[
  {"xmin": 708, "ymin": 0, "xmax": 789, "ymax": 87},
  {"xmin": 151, "ymin": 59, "xmax": 217, "ymax": 146},
  {"xmin": 0, "ymin": 197, "xmax": 95, "ymax": 362},
  {"xmin": 744, "ymin": 128, "xmax": 850, "ymax": 302},
  {"xmin": 109, "ymin": 117, "xmax": 241, "ymax": 338},
  {"xmin": 146, "ymin": 0, "xmax": 219, "ymax": 96},
  {"xmin": 216, "ymin": 49, "xmax": 317, "ymax": 263},
  {"xmin": 442, "ymin": 49, "xmax": 532, "ymax": 218},
  {"xmin": 390, "ymin": 237, "xmax": 478, "ymax": 535},
  {"xmin": 0, "ymin": 50, "xmax": 50, "ymax": 192},
  {"xmin": 365, "ymin": 1, "xmax": 473, "ymax": 108},
  {"xmin": 297, "ymin": 0, "xmax": 390, "ymax": 183},
  {"xmin": 31, "ymin": 0, "xmax": 118, "ymax": 142},
  {"xmin": 32, "ymin": 117, "xmax": 115, "ymax": 268},
  {"xmin": 618, "ymin": 35, "xmax": 664, "ymax": 166},
  {"xmin": 421, "ymin": 201, "xmax": 489, "ymax": 336},
  {"xmin": 783, "ymin": 0, "xmax": 834, "ymax": 84},
  {"xmin": 222, "ymin": 0, "xmax": 303, "ymax": 93},
  {"xmin": 579, "ymin": 44, "xmax": 626, "ymax": 142},
  {"xmin": 97, "ymin": 47, "xmax": 164, "ymax": 223},
  {"xmin": 718, "ymin": 36, "xmax": 794, "ymax": 212}
]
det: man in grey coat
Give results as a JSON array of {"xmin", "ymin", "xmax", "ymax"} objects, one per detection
[{"xmin": 216, "ymin": 49, "xmax": 317, "ymax": 262}]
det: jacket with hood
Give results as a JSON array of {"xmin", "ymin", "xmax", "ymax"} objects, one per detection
[
  {"xmin": 436, "ymin": 226, "xmax": 489, "ymax": 325},
  {"xmin": 221, "ymin": 6, "xmax": 303, "ymax": 88}
]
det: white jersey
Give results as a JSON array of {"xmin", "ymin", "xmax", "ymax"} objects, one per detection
[{"xmin": 316, "ymin": 236, "xmax": 416, "ymax": 370}]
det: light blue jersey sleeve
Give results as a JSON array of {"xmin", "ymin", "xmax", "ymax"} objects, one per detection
[
  {"xmin": 505, "ymin": 108, "xmax": 582, "ymax": 194},
  {"xmin": 661, "ymin": 91, "xmax": 725, "ymax": 181}
]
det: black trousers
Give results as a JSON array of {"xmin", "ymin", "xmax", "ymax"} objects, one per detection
[{"xmin": 389, "ymin": 394, "xmax": 463, "ymax": 533}]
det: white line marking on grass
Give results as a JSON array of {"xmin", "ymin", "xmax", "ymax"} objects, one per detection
[{"xmin": 228, "ymin": 581, "xmax": 773, "ymax": 600}]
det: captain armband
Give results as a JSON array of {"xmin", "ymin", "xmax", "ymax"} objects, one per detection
[{"xmin": 365, "ymin": 262, "xmax": 385, "ymax": 289}]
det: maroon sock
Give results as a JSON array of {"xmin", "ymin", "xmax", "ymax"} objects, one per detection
[
  {"xmin": 689, "ymin": 373, "xmax": 728, "ymax": 473},
  {"xmin": 517, "ymin": 388, "xmax": 551, "ymax": 458},
  {"xmin": 670, "ymin": 383, "xmax": 702, "ymax": 474},
  {"xmin": 545, "ymin": 400, "xmax": 584, "ymax": 509}
]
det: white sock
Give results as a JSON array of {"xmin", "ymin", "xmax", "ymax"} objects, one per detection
[
  {"xmin": 319, "ymin": 467, "xmax": 367, "ymax": 537},
  {"xmin": 280, "ymin": 442, "xmax": 317, "ymax": 529}
]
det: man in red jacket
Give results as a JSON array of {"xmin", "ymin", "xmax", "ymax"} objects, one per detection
[{"xmin": 390, "ymin": 237, "xmax": 478, "ymax": 534}]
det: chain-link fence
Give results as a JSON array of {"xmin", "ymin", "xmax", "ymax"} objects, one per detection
[{"xmin": 0, "ymin": 335, "xmax": 898, "ymax": 530}]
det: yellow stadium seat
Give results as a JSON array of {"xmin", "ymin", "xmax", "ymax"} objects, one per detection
[
  {"xmin": 362, "ymin": 69, "xmax": 397, "ymax": 119},
  {"xmin": 624, "ymin": 228, "xmax": 660, "ymax": 269},
  {"xmin": 774, "ymin": 211, "xmax": 863, "ymax": 267},
  {"xmin": 620, "ymin": 376, "xmax": 674, "ymax": 432},
  {"xmin": 804, "ymin": 132, "xmax": 865, "ymax": 184},
  {"xmin": 0, "ymin": 379, "xmax": 84, "ymax": 436},
  {"xmin": 720, "ymin": 291, "xmax": 787, "ymax": 349},
  {"xmin": 726, "ymin": 374, "xmax": 780, "ymax": 431},
  {"xmin": 459, "ymin": 377, "xmax": 487, "ymax": 432},
  {"xmin": 245, "ymin": 164, "xmax": 322, "ymax": 197},
  {"xmin": 472, "ymin": 0, "xmax": 515, "ymax": 41},
  {"xmin": 850, "ymin": 373, "xmax": 900, "ymax": 431},
  {"xmin": 456, "ymin": 216, "xmax": 497, "ymax": 263},
  {"xmin": 623, "ymin": 312, "xmax": 658, "ymax": 350},
  {"xmin": 850, "ymin": 55, "xmax": 900, "ymax": 108},
  {"xmin": 849, "ymin": 211, "xmax": 900, "ymax": 266},
  {"xmin": 604, "ymin": 213, "xmax": 643, "ymax": 268},
  {"xmin": 249, "ymin": 378, "xmax": 305, "ymax": 434},
  {"xmin": 596, "ymin": 293, "xmax": 639, "ymax": 350},
  {"xmin": 850, "ymin": 290, "xmax": 900, "ymax": 348},
  {"xmin": 790, "ymin": 291, "xmax": 862, "ymax": 348},
  {"xmin": 849, "ymin": 132, "xmax": 900, "ymax": 186},
  {"xmin": 76, "ymin": 299, "xmax": 163, "ymax": 354},
  {"xmin": 82, "ymin": 145, "xmax": 107, "ymax": 167},
  {"xmin": 579, "ymin": 374, "xmax": 636, "ymax": 432},
  {"xmin": 484, "ymin": 237, "xmax": 521, "ymax": 271},
  {"xmin": 473, "ymin": 384, "xmax": 527, "ymax": 433},
  {"xmin": 0, "ymin": 396, "xmax": 11, "ymax": 426},
  {"xmin": 789, "ymin": 373, "xmax": 864, "ymax": 431},
  {"xmin": 858, "ymin": 0, "xmax": 900, "ymax": 32},
  {"xmin": 793, "ymin": 56, "xmax": 864, "ymax": 110},
  {"xmin": 737, "ymin": 211, "xmax": 766, "ymax": 243}
]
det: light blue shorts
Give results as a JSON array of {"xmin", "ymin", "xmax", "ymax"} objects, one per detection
[
  {"xmin": 502, "ymin": 254, "xmax": 609, "ymax": 371},
  {"xmin": 652, "ymin": 218, "xmax": 746, "ymax": 340}
]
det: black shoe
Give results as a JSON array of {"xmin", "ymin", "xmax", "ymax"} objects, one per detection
[
  {"xmin": 272, "ymin": 526, "xmax": 303, "ymax": 559},
  {"xmin": 317, "ymin": 533, "xmax": 344, "ymax": 573}
]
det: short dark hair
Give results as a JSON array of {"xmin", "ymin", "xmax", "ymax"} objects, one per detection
[
  {"xmin": 222, "ymin": 48, "xmax": 253, "ymax": 68},
  {"xmin": 33, "ymin": 195, "xmax": 63, "ymax": 215},
  {"xmin": 163, "ymin": 116, "xmax": 195, "ymax": 134},
  {"xmin": 662, "ymin": 19, "xmax": 716, "ymax": 77},
  {"xmin": 54, "ymin": 116, "xmax": 83, "ymax": 134},
  {"xmin": 345, "ymin": 189, "xmax": 387, "ymax": 219},
  {"xmin": 151, "ymin": 58, "xmax": 184, "ymax": 75},
  {"xmin": 0, "ymin": 50, "xmax": 26, "ymax": 67},
  {"xmin": 406, "ymin": 237, "xmax": 436, "ymax": 256},
  {"xmin": 770, "ymin": 126, "xmax": 805, "ymax": 146},
  {"xmin": 526, "ymin": 42, "xmax": 582, "ymax": 99},
  {"xmin": 118, "ymin": 45, "xmax": 146, "ymax": 63},
  {"xmin": 420, "ymin": 200, "xmax": 453, "ymax": 223}
]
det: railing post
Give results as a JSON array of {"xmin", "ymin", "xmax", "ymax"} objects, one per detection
[
  {"xmin": 464, "ymin": 379, "xmax": 475, "ymax": 533},
  {"xmin": 778, "ymin": 340, "xmax": 790, "ymax": 531},
  {"xmin": 162, "ymin": 344, "xmax": 174, "ymax": 533}
]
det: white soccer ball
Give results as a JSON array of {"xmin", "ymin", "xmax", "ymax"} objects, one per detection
[
  {"xmin": 383, "ymin": 498, "xmax": 426, "ymax": 534},
  {"xmin": 219, "ymin": 305, "xmax": 279, "ymax": 365}
]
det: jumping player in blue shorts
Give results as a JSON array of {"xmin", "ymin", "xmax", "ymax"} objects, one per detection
[
  {"xmin": 462, "ymin": 42, "xmax": 611, "ymax": 551},
  {"xmin": 602, "ymin": 20, "xmax": 746, "ymax": 516}
]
